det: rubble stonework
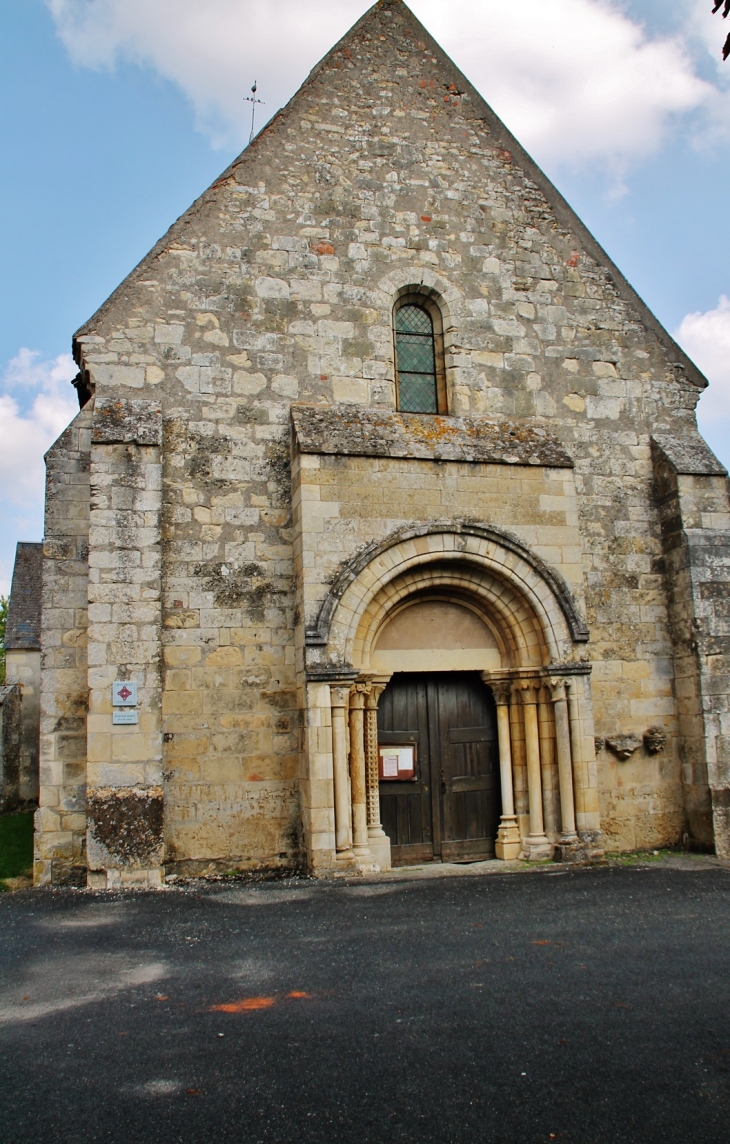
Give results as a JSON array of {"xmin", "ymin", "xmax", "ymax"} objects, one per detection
[
  {"xmin": 5, "ymin": 542, "xmax": 43, "ymax": 807},
  {"xmin": 0, "ymin": 685, "xmax": 23, "ymax": 813},
  {"xmin": 35, "ymin": 0, "xmax": 730, "ymax": 884}
]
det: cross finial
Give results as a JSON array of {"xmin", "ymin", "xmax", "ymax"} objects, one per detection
[{"xmin": 244, "ymin": 81, "xmax": 265, "ymax": 144}]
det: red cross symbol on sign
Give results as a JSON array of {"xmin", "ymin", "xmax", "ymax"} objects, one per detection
[{"xmin": 118, "ymin": 686, "xmax": 133, "ymax": 702}]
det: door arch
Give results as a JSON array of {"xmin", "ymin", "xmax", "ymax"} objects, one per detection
[{"xmin": 303, "ymin": 524, "xmax": 600, "ymax": 872}]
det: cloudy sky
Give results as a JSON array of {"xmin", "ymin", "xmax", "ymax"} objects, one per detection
[{"xmin": 1, "ymin": 0, "xmax": 730, "ymax": 592}]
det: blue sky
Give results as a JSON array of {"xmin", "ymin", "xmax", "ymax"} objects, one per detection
[{"xmin": 2, "ymin": 0, "xmax": 730, "ymax": 593}]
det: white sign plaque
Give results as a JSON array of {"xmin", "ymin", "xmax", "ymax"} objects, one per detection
[
  {"xmin": 113, "ymin": 710, "xmax": 138, "ymax": 725},
  {"xmin": 112, "ymin": 682, "xmax": 138, "ymax": 707}
]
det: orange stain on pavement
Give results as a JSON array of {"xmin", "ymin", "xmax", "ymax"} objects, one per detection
[{"xmin": 211, "ymin": 997, "xmax": 276, "ymax": 1013}]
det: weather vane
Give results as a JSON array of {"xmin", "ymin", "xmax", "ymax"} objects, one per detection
[{"xmin": 244, "ymin": 81, "xmax": 265, "ymax": 144}]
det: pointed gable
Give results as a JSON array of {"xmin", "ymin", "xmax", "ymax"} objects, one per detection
[{"xmin": 73, "ymin": 0, "xmax": 704, "ymax": 395}]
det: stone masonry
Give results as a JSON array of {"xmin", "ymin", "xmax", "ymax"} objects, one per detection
[
  {"xmin": 5, "ymin": 542, "xmax": 43, "ymax": 807},
  {"xmin": 36, "ymin": 0, "xmax": 730, "ymax": 884}
]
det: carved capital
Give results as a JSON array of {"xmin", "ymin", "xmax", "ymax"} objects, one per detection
[
  {"xmin": 515, "ymin": 680, "xmax": 541, "ymax": 706},
  {"xmin": 546, "ymin": 677, "xmax": 568, "ymax": 703},
  {"xmin": 349, "ymin": 682, "xmax": 370, "ymax": 709},
  {"xmin": 365, "ymin": 681, "xmax": 389, "ymax": 710},
  {"xmin": 330, "ymin": 685, "xmax": 351, "ymax": 709},
  {"xmin": 490, "ymin": 681, "xmax": 512, "ymax": 707}
]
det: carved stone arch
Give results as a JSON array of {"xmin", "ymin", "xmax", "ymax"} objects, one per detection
[
  {"xmin": 356, "ymin": 564, "xmax": 542, "ymax": 671},
  {"xmin": 305, "ymin": 521, "xmax": 589, "ymax": 665},
  {"xmin": 373, "ymin": 267, "xmax": 464, "ymax": 333}
]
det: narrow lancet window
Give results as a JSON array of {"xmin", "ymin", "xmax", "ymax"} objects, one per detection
[{"xmin": 395, "ymin": 303, "xmax": 439, "ymax": 414}]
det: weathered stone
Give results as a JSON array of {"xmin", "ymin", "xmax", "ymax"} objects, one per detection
[
  {"xmin": 606, "ymin": 735, "xmax": 642, "ymax": 761},
  {"xmin": 86, "ymin": 786, "xmax": 164, "ymax": 870},
  {"xmin": 644, "ymin": 727, "xmax": 667, "ymax": 755},
  {"xmin": 0, "ymin": 685, "xmax": 23, "ymax": 813},
  {"xmin": 34, "ymin": 0, "xmax": 730, "ymax": 883},
  {"xmin": 292, "ymin": 405, "xmax": 574, "ymax": 467},
  {"xmin": 4, "ymin": 542, "xmax": 43, "ymax": 806},
  {"xmin": 92, "ymin": 398, "xmax": 162, "ymax": 446}
]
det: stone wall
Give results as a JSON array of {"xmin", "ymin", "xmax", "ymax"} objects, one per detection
[
  {"xmin": 36, "ymin": 0, "xmax": 728, "ymax": 873},
  {"xmin": 36, "ymin": 408, "xmax": 92, "ymax": 885},
  {"xmin": 85, "ymin": 399, "xmax": 165, "ymax": 889},
  {"xmin": 652, "ymin": 434, "xmax": 730, "ymax": 853},
  {"xmin": 0, "ymin": 684, "xmax": 23, "ymax": 814},
  {"xmin": 4, "ymin": 650, "xmax": 41, "ymax": 805}
]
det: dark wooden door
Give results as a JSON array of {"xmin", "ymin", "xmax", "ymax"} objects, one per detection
[{"xmin": 378, "ymin": 673, "xmax": 501, "ymax": 866}]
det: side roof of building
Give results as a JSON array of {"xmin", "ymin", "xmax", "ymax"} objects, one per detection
[{"xmin": 5, "ymin": 542, "xmax": 43, "ymax": 651}]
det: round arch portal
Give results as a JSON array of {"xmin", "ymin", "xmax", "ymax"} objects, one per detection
[{"xmin": 302, "ymin": 524, "xmax": 601, "ymax": 876}]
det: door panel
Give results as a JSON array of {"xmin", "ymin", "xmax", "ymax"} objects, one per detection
[
  {"xmin": 378, "ymin": 678, "xmax": 434, "ymax": 865},
  {"xmin": 438, "ymin": 675, "xmax": 500, "ymax": 861},
  {"xmin": 378, "ymin": 672, "xmax": 500, "ymax": 866}
]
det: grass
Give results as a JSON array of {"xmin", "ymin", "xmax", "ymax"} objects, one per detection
[{"xmin": 0, "ymin": 812, "xmax": 34, "ymax": 886}]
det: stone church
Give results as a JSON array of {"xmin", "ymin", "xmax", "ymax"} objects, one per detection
[{"xmin": 36, "ymin": 0, "xmax": 730, "ymax": 887}]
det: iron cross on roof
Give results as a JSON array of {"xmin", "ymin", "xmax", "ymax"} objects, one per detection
[{"xmin": 244, "ymin": 82, "xmax": 265, "ymax": 144}]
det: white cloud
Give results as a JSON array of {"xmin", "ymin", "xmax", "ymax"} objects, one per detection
[
  {"xmin": 0, "ymin": 349, "xmax": 78, "ymax": 594},
  {"xmin": 675, "ymin": 297, "xmax": 730, "ymax": 470},
  {"xmin": 46, "ymin": 0, "xmax": 718, "ymax": 170},
  {"xmin": 419, "ymin": 0, "xmax": 712, "ymax": 172},
  {"xmin": 0, "ymin": 349, "xmax": 79, "ymax": 507}
]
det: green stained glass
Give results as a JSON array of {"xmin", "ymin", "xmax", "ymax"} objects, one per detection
[
  {"xmin": 395, "ymin": 304, "xmax": 438, "ymax": 413},
  {"xmin": 396, "ymin": 305, "xmax": 433, "ymax": 336}
]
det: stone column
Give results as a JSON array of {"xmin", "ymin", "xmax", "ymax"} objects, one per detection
[
  {"xmin": 548, "ymin": 678, "xmax": 579, "ymax": 849},
  {"xmin": 330, "ymin": 684, "xmax": 354, "ymax": 860},
  {"xmin": 364, "ymin": 679, "xmax": 391, "ymax": 871},
  {"xmin": 489, "ymin": 680, "xmax": 521, "ymax": 861},
  {"xmin": 566, "ymin": 675, "xmax": 604, "ymax": 857},
  {"xmin": 349, "ymin": 683, "xmax": 371, "ymax": 860},
  {"xmin": 538, "ymin": 686, "xmax": 559, "ymax": 839},
  {"xmin": 509, "ymin": 688, "xmax": 528, "ymax": 818},
  {"xmin": 518, "ymin": 682, "xmax": 552, "ymax": 860}
]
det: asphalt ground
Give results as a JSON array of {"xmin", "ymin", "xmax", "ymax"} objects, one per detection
[{"xmin": 1, "ymin": 863, "xmax": 729, "ymax": 1144}]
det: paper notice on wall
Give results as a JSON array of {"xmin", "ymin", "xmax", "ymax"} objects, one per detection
[
  {"xmin": 379, "ymin": 745, "xmax": 416, "ymax": 780},
  {"xmin": 381, "ymin": 751, "xmax": 399, "ymax": 778},
  {"xmin": 398, "ymin": 747, "xmax": 415, "ymax": 773}
]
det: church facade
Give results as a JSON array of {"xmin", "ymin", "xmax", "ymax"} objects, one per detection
[{"xmin": 36, "ymin": 0, "xmax": 730, "ymax": 887}]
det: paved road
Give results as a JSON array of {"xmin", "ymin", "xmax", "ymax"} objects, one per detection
[{"xmin": 1, "ymin": 864, "xmax": 730, "ymax": 1143}]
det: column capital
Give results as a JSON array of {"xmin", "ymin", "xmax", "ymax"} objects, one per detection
[
  {"xmin": 329, "ymin": 684, "xmax": 352, "ymax": 708},
  {"xmin": 546, "ymin": 677, "xmax": 569, "ymax": 702},
  {"xmin": 365, "ymin": 677, "xmax": 390, "ymax": 709},
  {"xmin": 490, "ymin": 680, "xmax": 512, "ymax": 707},
  {"xmin": 514, "ymin": 679, "xmax": 541, "ymax": 705},
  {"xmin": 349, "ymin": 682, "xmax": 370, "ymax": 709}
]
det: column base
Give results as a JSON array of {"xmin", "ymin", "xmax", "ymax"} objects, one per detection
[
  {"xmin": 523, "ymin": 834, "xmax": 553, "ymax": 861},
  {"xmin": 334, "ymin": 848, "xmax": 358, "ymax": 875},
  {"xmin": 353, "ymin": 843, "xmax": 381, "ymax": 875},
  {"xmin": 367, "ymin": 833, "xmax": 392, "ymax": 872},
  {"xmin": 495, "ymin": 815, "xmax": 522, "ymax": 861}
]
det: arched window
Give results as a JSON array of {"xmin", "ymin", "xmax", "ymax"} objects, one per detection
[{"xmin": 394, "ymin": 296, "xmax": 447, "ymax": 414}]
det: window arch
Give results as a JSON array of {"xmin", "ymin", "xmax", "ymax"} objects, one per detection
[{"xmin": 393, "ymin": 293, "xmax": 447, "ymax": 414}]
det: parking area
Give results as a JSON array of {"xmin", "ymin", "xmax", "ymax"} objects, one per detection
[{"xmin": 1, "ymin": 861, "xmax": 729, "ymax": 1143}]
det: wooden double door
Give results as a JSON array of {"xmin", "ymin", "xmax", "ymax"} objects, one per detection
[{"xmin": 378, "ymin": 673, "xmax": 501, "ymax": 866}]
